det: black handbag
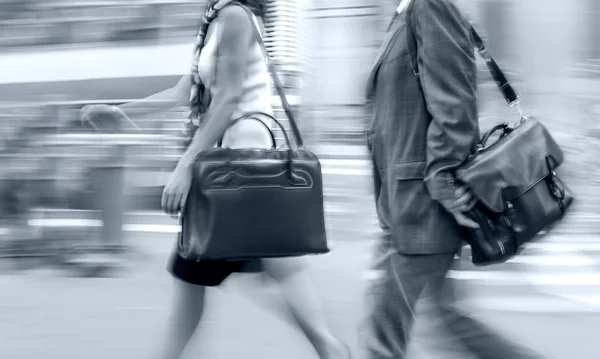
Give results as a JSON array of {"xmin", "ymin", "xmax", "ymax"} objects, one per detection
[
  {"xmin": 177, "ymin": 5, "xmax": 329, "ymax": 261},
  {"xmin": 406, "ymin": 8, "xmax": 575, "ymax": 266}
]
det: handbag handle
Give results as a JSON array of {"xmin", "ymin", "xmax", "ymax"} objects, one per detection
[
  {"xmin": 404, "ymin": 1, "xmax": 522, "ymax": 113},
  {"xmin": 235, "ymin": 4, "xmax": 305, "ymax": 148},
  {"xmin": 214, "ymin": 112, "xmax": 296, "ymax": 173},
  {"xmin": 216, "ymin": 112, "xmax": 280, "ymax": 148}
]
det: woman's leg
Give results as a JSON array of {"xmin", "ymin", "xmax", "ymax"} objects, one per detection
[
  {"xmin": 263, "ymin": 258, "xmax": 349, "ymax": 359},
  {"xmin": 154, "ymin": 279, "xmax": 206, "ymax": 359}
]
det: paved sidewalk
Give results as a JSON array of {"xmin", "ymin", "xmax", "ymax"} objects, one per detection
[{"xmin": 2, "ymin": 234, "xmax": 600, "ymax": 359}]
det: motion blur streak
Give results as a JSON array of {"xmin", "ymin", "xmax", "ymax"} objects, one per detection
[{"xmin": 1, "ymin": 1, "xmax": 600, "ymax": 358}]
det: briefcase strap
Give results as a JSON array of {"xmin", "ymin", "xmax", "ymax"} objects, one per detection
[
  {"xmin": 234, "ymin": 4, "xmax": 305, "ymax": 148},
  {"xmin": 404, "ymin": 1, "xmax": 521, "ymax": 109},
  {"xmin": 469, "ymin": 28, "xmax": 520, "ymax": 107}
]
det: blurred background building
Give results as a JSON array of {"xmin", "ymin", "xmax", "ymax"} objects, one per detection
[
  {"xmin": 0, "ymin": 0, "xmax": 599, "ymax": 220},
  {"xmin": 1, "ymin": 0, "xmax": 599, "ymax": 116},
  {"xmin": 0, "ymin": 0, "xmax": 598, "ymax": 186},
  {"xmin": 1, "ymin": 3, "xmax": 600, "ymax": 358}
]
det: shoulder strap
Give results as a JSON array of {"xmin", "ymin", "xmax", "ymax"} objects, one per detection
[
  {"xmin": 468, "ymin": 27, "xmax": 520, "ymax": 106},
  {"xmin": 405, "ymin": 1, "xmax": 520, "ymax": 107},
  {"xmin": 233, "ymin": 4, "xmax": 304, "ymax": 148}
]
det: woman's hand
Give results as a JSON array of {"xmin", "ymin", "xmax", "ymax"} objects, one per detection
[
  {"xmin": 80, "ymin": 104, "xmax": 130, "ymax": 131},
  {"xmin": 161, "ymin": 164, "xmax": 193, "ymax": 217},
  {"xmin": 80, "ymin": 104, "xmax": 140, "ymax": 132},
  {"xmin": 80, "ymin": 104, "xmax": 124, "ymax": 121}
]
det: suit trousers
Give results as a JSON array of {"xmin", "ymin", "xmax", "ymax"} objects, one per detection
[{"xmin": 360, "ymin": 237, "xmax": 544, "ymax": 359}]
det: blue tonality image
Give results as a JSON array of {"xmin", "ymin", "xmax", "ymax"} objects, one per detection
[{"xmin": 0, "ymin": 1, "xmax": 600, "ymax": 359}]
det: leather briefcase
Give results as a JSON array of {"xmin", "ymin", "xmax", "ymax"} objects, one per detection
[
  {"xmin": 453, "ymin": 30, "xmax": 575, "ymax": 266},
  {"xmin": 457, "ymin": 118, "xmax": 574, "ymax": 265},
  {"xmin": 177, "ymin": 6, "xmax": 329, "ymax": 261}
]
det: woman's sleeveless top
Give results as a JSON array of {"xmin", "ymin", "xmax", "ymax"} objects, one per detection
[{"xmin": 195, "ymin": 9, "xmax": 274, "ymax": 149}]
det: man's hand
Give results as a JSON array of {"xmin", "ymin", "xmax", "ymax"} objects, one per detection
[{"xmin": 448, "ymin": 184, "xmax": 479, "ymax": 229}]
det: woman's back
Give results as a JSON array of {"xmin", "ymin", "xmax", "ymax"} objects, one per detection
[{"xmin": 198, "ymin": 7, "xmax": 273, "ymax": 149}]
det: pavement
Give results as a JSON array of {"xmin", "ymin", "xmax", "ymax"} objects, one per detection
[{"xmin": 2, "ymin": 228, "xmax": 600, "ymax": 359}]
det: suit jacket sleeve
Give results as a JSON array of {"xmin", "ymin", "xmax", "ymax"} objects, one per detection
[{"xmin": 411, "ymin": 0, "xmax": 479, "ymax": 212}]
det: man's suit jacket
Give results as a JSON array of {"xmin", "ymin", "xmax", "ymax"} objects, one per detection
[{"xmin": 366, "ymin": 0, "xmax": 480, "ymax": 254}]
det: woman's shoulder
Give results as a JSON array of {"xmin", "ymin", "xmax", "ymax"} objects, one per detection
[
  {"xmin": 210, "ymin": 3, "xmax": 254, "ymax": 46},
  {"xmin": 216, "ymin": 3, "xmax": 253, "ymax": 28}
]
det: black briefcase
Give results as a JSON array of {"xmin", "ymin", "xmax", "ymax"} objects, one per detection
[
  {"xmin": 453, "ymin": 29, "xmax": 575, "ymax": 265},
  {"xmin": 457, "ymin": 118, "xmax": 574, "ymax": 265}
]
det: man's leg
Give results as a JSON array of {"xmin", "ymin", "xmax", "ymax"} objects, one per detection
[
  {"xmin": 429, "ymin": 258, "xmax": 545, "ymax": 359},
  {"xmin": 360, "ymin": 239, "xmax": 456, "ymax": 359}
]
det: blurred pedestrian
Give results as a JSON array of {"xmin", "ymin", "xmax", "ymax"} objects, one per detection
[
  {"xmin": 81, "ymin": 1, "xmax": 349, "ymax": 358},
  {"xmin": 362, "ymin": 0, "xmax": 545, "ymax": 358}
]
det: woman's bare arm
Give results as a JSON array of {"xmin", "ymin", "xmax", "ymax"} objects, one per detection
[
  {"xmin": 161, "ymin": 5, "xmax": 255, "ymax": 215},
  {"xmin": 117, "ymin": 75, "xmax": 191, "ymax": 117},
  {"xmin": 80, "ymin": 74, "xmax": 191, "ymax": 131},
  {"xmin": 176, "ymin": 5, "xmax": 253, "ymax": 169}
]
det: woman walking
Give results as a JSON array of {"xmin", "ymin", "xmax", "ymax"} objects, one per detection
[{"xmin": 81, "ymin": 1, "xmax": 349, "ymax": 358}]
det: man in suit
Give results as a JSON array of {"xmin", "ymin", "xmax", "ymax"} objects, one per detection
[{"xmin": 362, "ymin": 0, "xmax": 544, "ymax": 358}]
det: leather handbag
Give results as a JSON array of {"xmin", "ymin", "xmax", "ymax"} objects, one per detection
[
  {"xmin": 177, "ymin": 5, "xmax": 329, "ymax": 261},
  {"xmin": 406, "ymin": 7, "xmax": 575, "ymax": 266}
]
